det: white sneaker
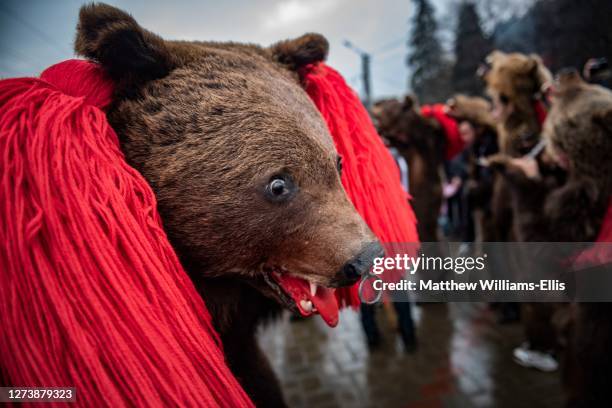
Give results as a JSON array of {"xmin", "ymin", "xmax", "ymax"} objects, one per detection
[
  {"xmin": 457, "ymin": 242, "xmax": 473, "ymax": 257},
  {"xmin": 513, "ymin": 343, "xmax": 558, "ymax": 372}
]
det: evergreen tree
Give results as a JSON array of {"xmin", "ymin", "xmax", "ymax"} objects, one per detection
[
  {"xmin": 492, "ymin": 0, "xmax": 612, "ymax": 74},
  {"xmin": 532, "ymin": 0, "xmax": 612, "ymax": 72},
  {"xmin": 408, "ymin": 0, "xmax": 452, "ymax": 103},
  {"xmin": 452, "ymin": 2, "xmax": 492, "ymax": 95}
]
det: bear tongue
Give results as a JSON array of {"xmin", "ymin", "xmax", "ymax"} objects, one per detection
[
  {"xmin": 309, "ymin": 285, "xmax": 339, "ymax": 327},
  {"xmin": 272, "ymin": 274, "xmax": 339, "ymax": 327}
]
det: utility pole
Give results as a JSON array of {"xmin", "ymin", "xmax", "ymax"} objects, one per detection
[
  {"xmin": 343, "ymin": 40, "xmax": 372, "ymax": 110},
  {"xmin": 362, "ymin": 53, "xmax": 372, "ymax": 110}
]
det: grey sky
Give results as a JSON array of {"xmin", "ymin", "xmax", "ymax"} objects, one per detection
[{"xmin": 0, "ymin": 0, "xmax": 454, "ymax": 100}]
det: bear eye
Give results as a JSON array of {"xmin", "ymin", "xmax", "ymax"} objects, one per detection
[
  {"xmin": 265, "ymin": 175, "xmax": 295, "ymax": 202},
  {"xmin": 500, "ymin": 94, "xmax": 510, "ymax": 105},
  {"xmin": 270, "ymin": 179, "xmax": 286, "ymax": 195},
  {"xmin": 336, "ymin": 156, "xmax": 343, "ymax": 175}
]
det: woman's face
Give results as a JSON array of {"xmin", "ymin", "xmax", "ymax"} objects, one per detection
[{"xmin": 459, "ymin": 121, "xmax": 477, "ymax": 145}]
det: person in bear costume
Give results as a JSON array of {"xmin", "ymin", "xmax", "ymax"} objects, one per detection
[{"xmin": 489, "ymin": 69, "xmax": 612, "ymax": 407}]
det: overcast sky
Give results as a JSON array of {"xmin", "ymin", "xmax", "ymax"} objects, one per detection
[{"xmin": 0, "ymin": 0, "xmax": 454, "ymax": 100}]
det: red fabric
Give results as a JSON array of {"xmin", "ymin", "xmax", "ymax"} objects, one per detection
[
  {"xmin": 571, "ymin": 200, "xmax": 612, "ymax": 268},
  {"xmin": 300, "ymin": 64, "xmax": 420, "ymax": 307},
  {"xmin": 421, "ymin": 104, "xmax": 463, "ymax": 160},
  {"xmin": 596, "ymin": 201, "xmax": 612, "ymax": 243},
  {"xmin": 0, "ymin": 60, "xmax": 253, "ymax": 407},
  {"xmin": 533, "ymin": 100, "xmax": 548, "ymax": 126}
]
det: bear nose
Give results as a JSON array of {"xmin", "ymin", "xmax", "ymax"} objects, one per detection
[{"xmin": 342, "ymin": 241, "xmax": 384, "ymax": 281}]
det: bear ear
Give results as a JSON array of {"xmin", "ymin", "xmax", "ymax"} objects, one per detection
[
  {"xmin": 446, "ymin": 96, "xmax": 457, "ymax": 110},
  {"xmin": 485, "ymin": 51, "xmax": 505, "ymax": 66},
  {"xmin": 75, "ymin": 3, "xmax": 174, "ymax": 86},
  {"xmin": 528, "ymin": 54, "xmax": 543, "ymax": 66},
  {"xmin": 269, "ymin": 33, "xmax": 329, "ymax": 71},
  {"xmin": 528, "ymin": 54, "xmax": 553, "ymax": 88},
  {"xmin": 402, "ymin": 95, "xmax": 416, "ymax": 111}
]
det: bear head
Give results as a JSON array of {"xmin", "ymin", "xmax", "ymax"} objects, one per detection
[
  {"xmin": 481, "ymin": 51, "xmax": 552, "ymax": 118},
  {"xmin": 446, "ymin": 94, "xmax": 496, "ymax": 133},
  {"xmin": 480, "ymin": 51, "xmax": 552, "ymax": 154},
  {"xmin": 371, "ymin": 96, "xmax": 445, "ymax": 161},
  {"xmin": 74, "ymin": 3, "xmax": 381, "ymax": 324},
  {"xmin": 544, "ymin": 69, "xmax": 612, "ymax": 193}
]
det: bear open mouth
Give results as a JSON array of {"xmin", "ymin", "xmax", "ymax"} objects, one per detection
[{"xmin": 263, "ymin": 270, "xmax": 339, "ymax": 327}]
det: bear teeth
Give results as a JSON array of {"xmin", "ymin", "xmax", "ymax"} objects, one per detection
[
  {"xmin": 309, "ymin": 282, "xmax": 317, "ymax": 297},
  {"xmin": 300, "ymin": 299, "xmax": 313, "ymax": 313}
]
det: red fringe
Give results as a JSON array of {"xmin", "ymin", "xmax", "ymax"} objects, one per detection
[
  {"xmin": 300, "ymin": 64, "xmax": 420, "ymax": 307},
  {"xmin": 421, "ymin": 104, "xmax": 463, "ymax": 160},
  {"xmin": 597, "ymin": 201, "xmax": 612, "ymax": 243},
  {"xmin": 533, "ymin": 100, "xmax": 548, "ymax": 126},
  {"xmin": 0, "ymin": 60, "xmax": 252, "ymax": 407}
]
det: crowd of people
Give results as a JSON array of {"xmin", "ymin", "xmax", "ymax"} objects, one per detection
[{"xmin": 370, "ymin": 51, "xmax": 612, "ymax": 407}]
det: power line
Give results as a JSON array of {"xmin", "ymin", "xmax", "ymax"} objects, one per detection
[
  {"xmin": 379, "ymin": 75, "xmax": 406, "ymax": 89},
  {"xmin": 343, "ymin": 40, "xmax": 373, "ymax": 109},
  {"xmin": 0, "ymin": 4, "xmax": 72, "ymax": 56},
  {"xmin": 372, "ymin": 49, "xmax": 406, "ymax": 64},
  {"xmin": 344, "ymin": 35, "xmax": 409, "ymax": 103},
  {"xmin": 0, "ymin": 45, "xmax": 43, "ymax": 73},
  {"xmin": 372, "ymin": 37, "xmax": 406, "ymax": 55}
]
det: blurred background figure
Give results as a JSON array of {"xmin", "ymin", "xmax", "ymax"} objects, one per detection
[
  {"xmin": 583, "ymin": 57, "xmax": 611, "ymax": 88},
  {"xmin": 371, "ymin": 97, "xmax": 446, "ymax": 244},
  {"xmin": 445, "ymin": 95, "xmax": 499, "ymax": 255},
  {"xmin": 356, "ymin": 134, "xmax": 418, "ymax": 352}
]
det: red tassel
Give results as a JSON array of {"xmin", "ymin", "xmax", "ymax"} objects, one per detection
[
  {"xmin": 421, "ymin": 104, "xmax": 463, "ymax": 160},
  {"xmin": 533, "ymin": 100, "xmax": 548, "ymax": 126},
  {"xmin": 596, "ymin": 201, "xmax": 612, "ymax": 243},
  {"xmin": 300, "ymin": 64, "xmax": 420, "ymax": 307},
  {"xmin": 0, "ymin": 60, "xmax": 253, "ymax": 407}
]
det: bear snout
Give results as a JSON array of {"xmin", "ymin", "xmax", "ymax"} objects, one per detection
[{"xmin": 337, "ymin": 241, "xmax": 384, "ymax": 285}]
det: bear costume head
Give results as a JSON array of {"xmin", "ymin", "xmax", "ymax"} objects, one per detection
[
  {"xmin": 370, "ymin": 96, "xmax": 444, "ymax": 242},
  {"xmin": 481, "ymin": 51, "xmax": 552, "ymax": 155},
  {"xmin": 371, "ymin": 95, "xmax": 445, "ymax": 158},
  {"xmin": 545, "ymin": 70, "xmax": 612, "ymax": 194},
  {"xmin": 446, "ymin": 94, "xmax": 496, "ymax": 133},
  {"xmin": 74, "ymin": 3, "xmax": 381, "ymax": 324}
]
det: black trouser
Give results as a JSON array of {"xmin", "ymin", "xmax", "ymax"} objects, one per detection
[
  {"xmin": 360, "ymin": 301, "xmax": 416, "ymax": 344},
  {"xmin": 461, "ymin": 186, "xmax": 476, "ymax": 243}
]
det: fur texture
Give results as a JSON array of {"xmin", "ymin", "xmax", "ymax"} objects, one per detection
[
  {"xmin": 371, "ymin": 96, "xmax": 445, "ymax": 242},
  {"xmin": 75, "ymin": 4, "xmax": 377, "ymax": 406},
  {"xmin": 446, "ymin": 94, "xmax": 497, "ymax": 132},
  {"xmin": 482, "ymin": 51, "xmax": 552, "ymax": 156},
  {"xmin": 482, "ymin": 51, "xmax": 555, "ymax": 243},
  {"xmin": 490, "ymin": 71, "xmax": 611, "ymax": 241},
  {"xmin": 490, "ymin": 70, "xmax": 612, "ymax": 408}
]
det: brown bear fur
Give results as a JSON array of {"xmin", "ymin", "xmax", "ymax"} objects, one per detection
[
  {"xmin": 482, "ymin": 51, "xmax": 552, "ymax": 156},
  {"xmin": 75, "ymin": 4, "xmax": 380, "ymax": 406},
  {"xmin": 371, "ymin": 96, "xmax": 446, "ymax": 242},
  {"xmin": 446, "ymin": 94, "xmax": 497, "ymax": 133},
  {"xmin": 490, "ymin": 71, "xmax": 612, "ymax": 407},
  {"xmin": 481, "ymin": 51, "xmax": 554, "ymax": 243},
  {"xmin": 490, "ymin": 71, "xmax": 611, "ymax": 241},
  {"xmin": 482, "ymin": 52, "xmax": 566, "ymax": 363}
]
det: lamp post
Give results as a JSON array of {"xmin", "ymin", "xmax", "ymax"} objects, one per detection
[{"xmin": 343, "ymin": 40, "xmax": 373, "ymax": 110}]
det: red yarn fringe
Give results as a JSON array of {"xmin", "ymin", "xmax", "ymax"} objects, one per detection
[
  {"xmin": 533, "ymin": 100, "xmax": 548, "ymax": 126},
  {"xmin": 0, "ymin": 60, "xmax": 252, "ymax": 407},
  {"xmin": 300, "ymin": 64, "xmax": 420, "ymax": 307},
  {"xmin": 421, "ymin": 104, "xmax": 463, "ymax": 160}
]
